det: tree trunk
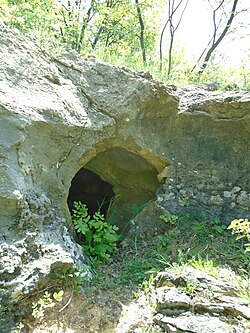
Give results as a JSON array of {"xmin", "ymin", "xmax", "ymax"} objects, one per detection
[
  {"xmin": 198, "ymin": 0, "xmax": 238, "ymax": 75},
  {"xmin": 159, "ymin": 19, "xmax": 170, "ymax": 72},
  {"xmin": 77, "ymin": 2, "xmax": 95, "ymax": 52},
  {"xmin": 135, "ymin": 0, "xmax": 146, "ymax": 64}
]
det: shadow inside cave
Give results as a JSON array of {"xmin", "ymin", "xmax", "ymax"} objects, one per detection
[{"xmin": 67, "ymin": 168, "xmax": 115, "ymax": 218}]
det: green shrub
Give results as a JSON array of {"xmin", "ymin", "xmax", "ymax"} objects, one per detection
[
  {"xmin": 72, "ymin": 202, "xmax": 120, "ymax": 261},
  {"xmin": 54, "ymin": 265, "xmax": 91, "ymax": 292},
  {"xmin": 228, "ymin": 218, "xmax": 250, "ymax": 252}
]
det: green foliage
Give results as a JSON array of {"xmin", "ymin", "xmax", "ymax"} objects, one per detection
[
  {"xmin": 0, "ymin": 0, "xmax": 59, "ymax": 34},
  {"xmin": 140, "ymin": 327, "xmax": 161, "ymax": 333},
  {"xmin": 54, "ymin": 265, "xmax": 90, "ymax": 293},
  {"xmin": 32, "ymin": 290, "xmax": 64, "ymax": 320},
  {"xmin": 235, "ymin": 271, "xmax": 250, "ymax": 302},
  {"xmin": 118, "ymin": 258, "xmax": 156, "ymax": 286},
  {"xmin": 156, "ymin": 211, "xmax": 249, "ymax": 270},
  {"xmin": 1, "ymin": 0, "xmax": 248, "ymax": 89},
  {"xmin": 72, "ymin": 201, "xmax": 119, "ymax": 261},
  {"xmin": 160, "ymin": 214, "xmax": 178, "ymax": 225},
  {"xmin": 210, "ymin": 218, "xmax": 227, "ymax": 234},
  {"xmin": 142, "ymin": 272, "xmax": 155, "ymax": 292},
  {"xmin": 188, "ymin": 256, "xmax": 218, "ymax": 276},
  {"xmin": 180, "ymin": 280, "xmax": 198, "ymax": 296},
  {"xmin": 228, "ymin": 218, "xmax": 250, "ymax": 252},
  {"xmin": 183, "ymin": 212, "xmax": 227, "ymax": 239},
  {"xmin": 85, "ymin": 211, "xmax": 249, "ymax": 322}
]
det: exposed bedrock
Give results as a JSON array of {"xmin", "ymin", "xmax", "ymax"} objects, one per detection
[{"xmin": 0, "ymin": 24, "xmax": 249, "ymax": 327}]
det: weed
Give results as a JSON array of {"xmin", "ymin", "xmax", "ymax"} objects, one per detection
[
  {"xmin": 188, "ymin": 256, "xmax": 218, "ymax": 276},
  {"xmin": 157, "ymin": 211, "xmax": 250, "ymax": 268},
  {"xmin": 119, "ymin": 259, "xmax": 155, "ymax": 286},
  {"xmin": 55, "ymin": 265, "xmax": 91, "ymax": 292},
  {"xmin": 160, "ymin": 214, "xmax": 178, "ymax": 225},
  {"xmin": 190, "ymin": 221, "xmax": 208, "ymax": 241},
  {"xmin": 235, "ymin": 271, "xmax": 250, "ymax": 302},
  {"xmin": 134, "ymin": 273, "xmax": 156, "ymax": 298},
  {"xmin": 228, "ymin": 218, "xmax": 250, "ymax": 252},
  {"xmin": 72, "ymin": 201, "xmax": 120, "ymax": 261},
  {"xmin": 180, "ymin": 280, "xmax": 198, "ymax": 296},
  {"xmin": 31, "ymin": 290, "xmax": 64, "ymax": 320},
  {"xmin": 179, "ymin": 212, "xmax": 227, "ymax": 239},
  {"xmin": 156, "ymin": 253, "xmax": 170, "ymax": 267},
  {"xmin": 210, "ymin": 218, "xmax": 227, "ymax": 234},
  {"xmin": 141, "ymin": 325, "xmax": 162, "ymax": 333}
]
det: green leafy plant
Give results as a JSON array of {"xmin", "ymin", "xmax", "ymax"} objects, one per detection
[
  {"xmin": 32, "ymin": 290, "xmax": 64, "ymax": 320},
  {"xmin": 180, "ymin": 212, "xmax": 227, "ymax": 241},
  {"xmin": 188, "ymin": 256, "xmax": 218, "ymax": 276},
  {"xmin": 210, "ymin": 218, "xmax": 227, "ymax": 234},
  {"xmin": 140, "ymin": 273, "xmax": 155, "ymax": 295},
  {"xmin": 235, "ymin": 271, "xmax": 250, "ymax": 302},
  {"xmin": 119, "ymin": 259, "xmax": 155, "ymax": 286},
  {"xmin": 160, "ymin": 214, "xmax": 178, "ymax": 225},
  {"xmin": 180, "ymin": 280, "xmax": 198, "ymax": 296},
  {"xmin": 72, "ymin": 201, "xmax": 120, "ymax": 261},
  {"xmin": 140, "ymin": 325, "xmax": 162, "ymax": 333},
  {"xmin": 54, "ymin": 265, "xmax": 90, "ymax": 293},
  {"xmin": 190, "ymin": 221, "xmax": 208, "ymax": 240},
  {"xmin": 228, "ymin": 218, "xmax": 250, "ymax": 252}
]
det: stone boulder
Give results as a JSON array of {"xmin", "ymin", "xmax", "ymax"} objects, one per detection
[{"xmin": 0, "ymin": 24, "xmax": 250, "ymax": 328}]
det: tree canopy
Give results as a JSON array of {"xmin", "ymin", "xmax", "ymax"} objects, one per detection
[{"xmin": 0, "ymin": 0, "xmax": 249, "ymax": 89}]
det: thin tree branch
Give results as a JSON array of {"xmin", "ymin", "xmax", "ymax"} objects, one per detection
[
  {"xmin": 198, "ymin": 0, "xmax": 239, "ymax": 75},
  {"xmin": 159, "ymin": 0, "xmax": 187, "ymax": 72}
]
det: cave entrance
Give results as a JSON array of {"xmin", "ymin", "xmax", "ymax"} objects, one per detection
[
  {"xmin": 67, "ymin": 148, "xmax": 161, "ymax": 233},
  {"xmin": 67, "ymin": 168, "xmax": 115, "ymax": 217}
]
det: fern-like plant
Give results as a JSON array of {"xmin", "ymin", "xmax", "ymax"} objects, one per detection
[{"xmin": 72, "ymin": 202, "xmax": 119, "ymax": 261}]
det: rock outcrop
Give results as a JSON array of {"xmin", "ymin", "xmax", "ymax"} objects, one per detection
[
  {"xmin": 0, "ymin": 24, "xmax": 250, "ymax": 329},
  {"xmin": 117, "ymin": 266, "xmax": 250, "ymax": 333},
  {"xmin": 153, "ymin": 266, "xmax": 250, "ymax": 333}
]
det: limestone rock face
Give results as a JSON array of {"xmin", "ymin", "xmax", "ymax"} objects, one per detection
[
  {"xmin": 0, "ymin": 24, "xmax": 250, "ymax": 327},
  {"xmin": 153, "ymin": 266, "xmax": 249, "ymax": 333}
]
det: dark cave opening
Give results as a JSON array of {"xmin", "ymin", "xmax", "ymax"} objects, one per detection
[
  {"xmin": 67, "ymin": 168, "xmax": 115, "ymax": 218},
  {"xmin": 67, "ymin": 148, "xmax": 162, "ymax": 235}
]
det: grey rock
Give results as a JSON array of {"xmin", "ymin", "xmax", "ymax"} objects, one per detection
[
  {"xmin": 154, "ymin": 312, "xmax": 245, "ymax": 333},
  {"xmin": 156, "ymin": 287, "xmax": 191, "ymax": 310},
  {"xmin": 153, "ymin": 267, "xmax": 249, "ymax": 333}
]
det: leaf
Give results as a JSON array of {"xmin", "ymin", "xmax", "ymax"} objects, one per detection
[
  {"xmin": 32, "ymin": 302, "xmax": 37, "ymax": 309},
  {"xmin": 53, "ymin": 290, "xmax": 64, "ymax": 302},
  {"xmin": 85, "ymin": 230, "xmax": 93, "ymax": 244}
]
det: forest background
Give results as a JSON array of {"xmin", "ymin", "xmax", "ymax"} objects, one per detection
[{"xmin": 0, "ymin": 0, "xmax": 249, "ymax": 89}]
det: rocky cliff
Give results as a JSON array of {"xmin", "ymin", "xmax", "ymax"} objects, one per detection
[{"xmin": 0, "ymin": 24, "xmax": 249, "ymax": 329}]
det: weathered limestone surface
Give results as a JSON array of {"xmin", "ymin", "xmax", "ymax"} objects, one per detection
[
  {"xmin": 152, "ymin": 266, "xmax": 250, "ymax": 333},
  {"xmin": 117, "ymin": 266, "xmax": 250, "ymax": 333},
  {"xmin": 0, "ymin": 24, "xmax": 250, "ymax": 328}
]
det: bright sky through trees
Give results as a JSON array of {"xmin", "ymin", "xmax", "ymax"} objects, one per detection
[
  {"xmin": 175, "ymin": 0, "xmax": 250, "ymax": 67},
  {"xmin": 56, "ymin": 0, "xmax": 249, "ymax": 67}
]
